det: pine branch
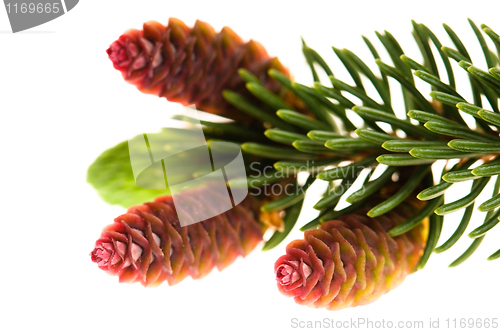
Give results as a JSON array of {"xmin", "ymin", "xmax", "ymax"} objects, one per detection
[{"xmin": 223, "ymin": 20, "xmax": 500, "ymax": 263}]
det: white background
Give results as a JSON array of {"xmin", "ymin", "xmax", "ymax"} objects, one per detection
[{"xmin": 1, "ymin": 1, "xmax": 499, "ymax": 331}]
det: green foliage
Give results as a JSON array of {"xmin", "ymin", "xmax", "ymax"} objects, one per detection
[
  {"xmin": 262, "ymin": 200, "xmax": 304, "ymax": 251},
  {"xmin": 87, "ymin": 135, "xmax": 171, "ymax": 208},
  {"xmin": 227, "ymin": 19, "xmax": 500, "ymax": 263},
  {"xmin": 87, "ymin": 127, "xmax": 272, "ymax": 208}
]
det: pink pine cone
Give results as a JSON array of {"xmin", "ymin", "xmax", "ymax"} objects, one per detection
[
  {"xmin": 91, "ymin": 188, "xmax": 264, "ymax": 287},
  {"xmin": 106, "ymin": 18, "xmax": 289, "ymax": 123},
  {"xmin": 275, "ymin": 207, "xmax": 427, "ymax": 310}
]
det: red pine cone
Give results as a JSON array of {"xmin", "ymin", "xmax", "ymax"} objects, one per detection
[
  {"xmin": 90, "ymin": 188, "xmax": 264, "ymax": 287},
  {"xmin": 275, "ymin": 206, "xmax": 427, "ymax": 310},
  {"xmin": 107, "ymin": 18, "xmax": 289, "ymax": 122}
]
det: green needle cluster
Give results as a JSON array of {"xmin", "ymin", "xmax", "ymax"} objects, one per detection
[{"xmin": 223, "ymin": 19, "xmax": 500, "ymax": 265}]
